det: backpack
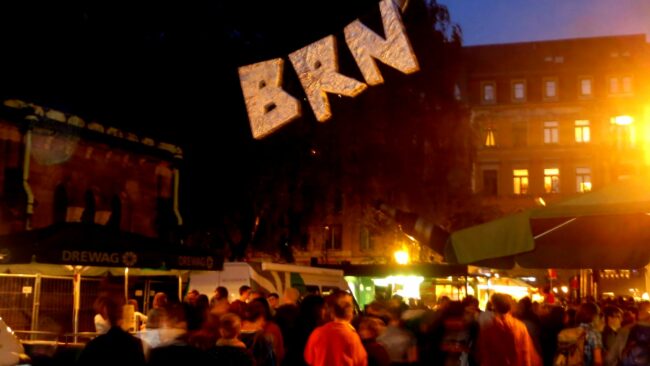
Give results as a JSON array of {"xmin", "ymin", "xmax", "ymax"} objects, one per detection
[
  {"xmin": 553, "ymin": 327, "xmax": 585, "ymax": 366},
  {"xmin": 620, "ymin": 325, "xmax": 650, "ymax": 366}
]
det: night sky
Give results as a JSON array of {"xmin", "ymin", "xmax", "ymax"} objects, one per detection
[
  {"xmin": 1, "ymin": 0, "xmax": 647, "ymax": 229},
  {"xmin": 441, "ymin": 0, "xmax": 650, "ymax": 45}
]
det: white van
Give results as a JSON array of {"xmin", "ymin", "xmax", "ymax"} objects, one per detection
[{"xmin": 188, "ymin": 262, "xmax": 349, "ymax": 302}]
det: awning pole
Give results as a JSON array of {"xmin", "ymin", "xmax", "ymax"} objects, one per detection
[
  {"xmin": 533, "ymin": 218, "xmax": 577, "ymax": 240},
  {"xmin": 73, "ymin": 269, "xmax": 81, "ymax": 343},
  {"xmin": 178, "ymin": 272, "xmax": 182, "ymax": 302},
  {"xmin": 124, "ymin": 267, "xmax": 129, "ymax": 303}
]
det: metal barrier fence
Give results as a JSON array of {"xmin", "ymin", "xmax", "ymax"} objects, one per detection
[{"xmin": 0, "ymin": 274, "xmax": 102, "ymax": 341}]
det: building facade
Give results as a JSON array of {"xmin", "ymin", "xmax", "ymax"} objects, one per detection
[
  {"xmin": 0, "ymin": 99, "xmax": 183, "ymax": 239},
  {"xmin": 464, "ymin": 34, "xmax": 650, "ymax": 214}
]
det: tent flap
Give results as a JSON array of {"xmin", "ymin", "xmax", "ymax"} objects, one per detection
[{"xmin": 448, "ymin": 212, "xmax": 535, "ymax": 264}]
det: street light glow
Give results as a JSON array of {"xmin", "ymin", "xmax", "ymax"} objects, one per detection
[{"xmin": 394, "ymin": 250, "xmax": 409, "ymax": 265}]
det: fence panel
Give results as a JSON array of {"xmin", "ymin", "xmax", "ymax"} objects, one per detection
[{"xmin": 0, "ymin": 276, "xmax": 35, "ymax": 334}]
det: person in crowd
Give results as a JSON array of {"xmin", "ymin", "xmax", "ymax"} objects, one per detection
[
  {"xmin": 606, "ymin": 301, "xmax": 650, "ymax": 366},
  {"xmin": 359, "ymin": 316, "xmax": 390, "ymax": 366},
  {"xmin": 304, "ymin": 290, "xmax": 367, "ymax": 366},
  {"xmin": 376, "ymin": 306, "xmax": 418, "ymax": 365},
  {"xmin": 126, "ymin": 299, "xmax": 148, "ymax": 332},
  {"xmin": 283, "ymin": 294, "xmax": 326, "ymax": 366},
  {"xmin": 275, "ymin": 287, "xmax": 301, "ymax": 360},
  {"xmin": 210, "ymin": 313, "xmax": 254, "ymax": 366},
  {"xmin": 229, "ymin": 285, "xmax": 252, "ymax": 317},
  {"xmin": 147, "ymin": 302, "xmax": 212, "ymax": 365},
  {"xmin": 477, "ymin": 293, "xmax": 541, "ymax": 366},
  {"xmin": 240, "ymin": 299, "xmax": 277, "ymax": 366},
  {"xmin": 210, "ymin": 286, "xmax": 230, "ymax": 313},
  {"xmin": 93, "ymin": 297, "xmax": 110, "ymax": 334},
  {"xmin": 601, "ymin": 305, "xmax": 623, "ymax": 355},
  {"xmin": 540, "ymin": 306, "xmax": 565, "ymax": 366},
  {"xmin": 268, "ymin": 293, "xmax": 280, "ymax": 310},
  {"xmin": 146, "ymin": 293, "xmax": 168, "ymax": 330},
  {"xmin": 184, "ymin": 289, "xmax": 200, "ymax": 306},
  {"xmin": 576, "ymin": 302, "xmax": 604, "ymax": 366},
  {"xmin": 516, "ymin": 297, "xmax": 543, "ymax": 357},
  {"xmin": 77, "ymin": 295, "xmax": 146, "ymax": 366}
]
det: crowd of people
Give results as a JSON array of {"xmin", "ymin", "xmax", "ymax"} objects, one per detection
[{"xmin": 81, "ymin": 286, "xmax": 650, "ymax": 366}]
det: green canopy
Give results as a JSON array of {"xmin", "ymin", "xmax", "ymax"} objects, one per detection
[{"xmin": 447, "ymin": 176, "xmax": 650, "ymax": 269}]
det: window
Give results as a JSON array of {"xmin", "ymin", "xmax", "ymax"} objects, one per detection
[
  {"xmin": 481, "ymin": 82, "xmax": 496, "ymax": 104},
  {"xmin": 359, "ymin": 226, "xmax": 374, "ymax": 251},
  {"xmin": 543, "ymin": 78, "xmax": 558, "ymax": 100},
  {"xmin": 513, "ymin": 169, "xmax": 529, "ymax": 195},
  {"xmin": 579, "ymin": 77, "xmax": 593, "ymax": 97},
  {"xmin": 611, "ymin": 115, "xmax": 636, "ymax": 148},
  {"xmin": 576, "ymin": 167, "xmax": 592, "ymax": 193},
  {"xmin": 484, "ymin": 128, "xmax": 496, "ymax": 147},
  {"xmin": 609, "ymin": 76, "xmax": 633, "ymax": 95},
  {"xmin": 512, "ymin": 80, "xmax": 526, "ymax": 102},
  {"xmin": 543, "ymin": 121, "xmax": 559, "ymax": 144},
  {"xmin": 512, "ymin": 121, "xmax": 528, "ymax": 147},
  {"xmin": 609, "ymin": 77, "xmax": 620, "ymax": 94},
  {"xmin": 544, "ymin": 168, "xmax": 560, "ymax": 193},
  {"xmin": 622, "ymin": 76, "xmax": 633, "ymax": 94},
  {"xmin": 483, "ymin": 170, "xmax": 498, "ymax": 196},
  {"xmin": 324, "ymin": 224, "xmax": 342, "ymax": 251},
  {"xmin": 575, "ymin": 120, "xmax": 590, "ymax": 143}
]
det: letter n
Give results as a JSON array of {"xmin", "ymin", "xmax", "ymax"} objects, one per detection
[
  {"xmin": 344, "ymin": 0, "xmax": 419, "ymax": 86},
  {"xmin": 238, "ymin": 59, "xmax": 301, "ymax": 139}
]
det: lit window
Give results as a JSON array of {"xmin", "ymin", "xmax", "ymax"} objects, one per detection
[
  {"xmin": 543, "ymin": 121, "xmax": 559, "ymax": 144},
  {"xmin": 579, "ymin": 77, "xmax": 593, "ymax": 97},
  {"xmin": 576, "ymin": 167, "xmax": 592, "ymax": 193},
  {"xmin": 544, "ymin": 79, "xmax": 557, "ymax": 99},
  {"xmin": 544, "ymin": 168, "xmax": 560, "ymax": 193},
  {"xmin": 485, "ymin": 129, "xmax": 496, "ymax": 147},
  {"xmin": 482, "ymin": 82, "xmax": 496, "ymax": 103},
  {"xmin": 611, "ymin": 115, "xmax": 636, "ymax": 148},
  {"xmin": 622, "ymin": 77, "xmax": 633, "ymax": 94},
  {"xmin": 512, "ymin": 80, "xmax": 526, "ymax": 101},
  {"xmin": 610, "ymin": 77, "xmax": 620, "ymax": 94},
  {"xmin": 513, "ymin": 169, "xmax": 529, "ymax": 195},
  {"xmin": 575, "ymin": 120, "xmax": 590, "ymax": 143}
]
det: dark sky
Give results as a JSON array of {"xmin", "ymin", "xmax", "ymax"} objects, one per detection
[
  {"xmin": 441, "ymin": 0, "xmax": 650, "ymax": 45},
  {"xmin": 0, "ymin": 1, "xmax": 382, "ymax": 227}
]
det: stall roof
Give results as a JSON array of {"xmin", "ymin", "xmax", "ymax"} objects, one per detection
[{"xmin": 316, "ymin": 263, "xmax": 468, "ymax": 277}]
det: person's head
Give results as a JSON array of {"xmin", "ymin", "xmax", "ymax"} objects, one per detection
[
  {"xmin": 186, "ymin": 289, "xmax": 200, "ymax": 305},
  {"xmin": 243, "ymin": 298, "xmax": 267, "ymax": 323},
  {"xmin": 603, "ymin": 305, "xmax": 623, "ymax": 330},
  {"xmin": 219, "ymin": 313, "xmax": 242, "ymax": 340},
  {"xmin": 239, "ymin": 285, "xmax": 252, "ymax": 301},
  {"xmin": 283, "ymin": 287, "xmax": 300, "ymax": 305},
  {"xmin": 215, "ymin": 286, "xmax": 228, "ymax": 301},
  {"xmin": 128, "ymin": 299, "xmax": 139, "ymax": 311},
  {"xmin": 491, "ymin": 293, "xmax": 512, "ymax": 315},
  {"xmin": 637, "ymin": 301, "xmax": 650, "ymax": 322},
  {"xmin": 358, "ymin": 316, "xmax": 385, "ymax": 340},
  {"xmin": 249, "ymin": 290, "xmax": 264, "ymax": 301},
  {"xmin": 153, "ymin": 292, "xmax": 168, "ymax": 309},
  {"xmin": 267, "ymin": 293, "xmax": 280, "ymax": 309},
  {"xmin": 329, "ymin": 290, "xmax": 354, "ymax": 322},
  {"xmin": 161, "ymin": 302, "xmax": 188, "ymax": 330},
  {"xmin": 576, "ymin": 302, "xmax": 600, "ymax": 326},
  {"xmin": 299, "ymin": 294, "xmax": 327, "ymax": 328},
  {"xmin": 98, "ymin": 295, "xmax": 125, "ymax": 327},
  {"xmin": 462, "ymin": 296, "xmax": 479, "ymax": 320}
]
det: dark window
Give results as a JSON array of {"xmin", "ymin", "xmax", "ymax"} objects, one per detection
[
  {"xmin": 53, "ymin": 184, "xmax": 68, "ymax": 223},
  {"xmin": 106, "ymin": 195, "xmax": 122, "ymax": 229},
  {"xmin": 80, "ymin": 190, "xmax": 95, "ymax": 224},
  {"xmin": 359, "ymin": 226, "xmax": 374, "ymax": 251},
  {"xmin": 325, "ymin": 224, "xmax": 342, "ymax": 251},
  {"xmin": 513, "ymin": 122, "xmax": 528, "ymax": 147},
  {"xmin": 483, "ymin": 170, "xmax": 498, "ymax": 196}
]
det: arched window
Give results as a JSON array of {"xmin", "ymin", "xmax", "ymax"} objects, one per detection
[
  {"xmin": 106, "ymin": 195, "xmax": 122, "ymax": 229},
  {"xmin": 53, "ymin": 184, "xmax": 68, "ymax": 223},
  {"xmin": 80, "ymin": 190, "xmax": 96, "ymax": 224}
]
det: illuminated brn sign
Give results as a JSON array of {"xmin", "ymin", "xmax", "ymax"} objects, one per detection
[{"xmin": 238, "ymin": 0, "xmax": 419, "ymax": 139}]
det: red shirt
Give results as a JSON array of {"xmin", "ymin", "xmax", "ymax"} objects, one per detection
[
  {"xmin": 478, "ymin": 313, "xmax": 541, "ymax": 366},
  {"xmin": 304, "ymin": 321, "xmax": 368, "ymax": 366}
]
